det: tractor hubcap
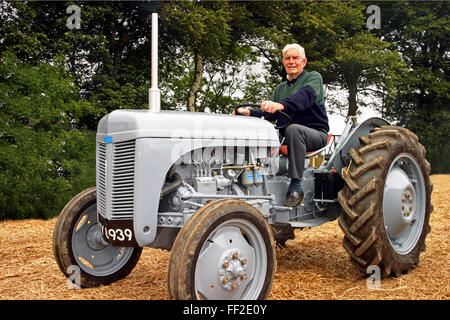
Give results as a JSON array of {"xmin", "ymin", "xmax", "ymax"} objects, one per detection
[
  {"xmin": 219, "ymin": 250, "xmax": 248, "ymax": 290},
  {"xmin": 194, "ymin": 218, "xmax": 267, "ymax": 300},
  {"xmin": 383, "ymin": 154, "xmax": 426, "ymax": 255}
]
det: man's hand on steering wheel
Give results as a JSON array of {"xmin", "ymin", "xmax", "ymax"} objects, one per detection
[
  {"xmin": 232, "ymin": 103, "xmax": 293, "ymax": 130},
  {"xmin": 232, "ymin": 101, "xmax": 284, "ymax": 116},
  {"xmin": 232, "ymin": 107, "xmax": 250, "ymax": 116},
  {"xmin": 260, "ymin": 100, "xmax": 285, "ymax": 114}
]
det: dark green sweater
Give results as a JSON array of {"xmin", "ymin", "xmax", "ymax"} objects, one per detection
[{"xmin": 250, "ymin": 70, "xmax": 329, "ymax": 134}]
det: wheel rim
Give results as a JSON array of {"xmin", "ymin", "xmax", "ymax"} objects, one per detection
[
  {"xmin": 71, "ymin": 204, "xmax": 135, "ymax": 276},
  {"xmin": 383, "ymin": 153, "xmax": 426, "ymax": 255},
  {"xmin": 194, "ymin": 218, "xmax": 268, "ymax": 300}
]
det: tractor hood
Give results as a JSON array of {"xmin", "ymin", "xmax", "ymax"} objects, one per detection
[{"xmin": 96, "ymin": 109, "xmax": 279, "ymax": 144}]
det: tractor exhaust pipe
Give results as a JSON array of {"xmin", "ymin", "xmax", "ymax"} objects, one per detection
[{"xmin": 149, "ymin": 12, "xmax": 160, "ymax": 112}]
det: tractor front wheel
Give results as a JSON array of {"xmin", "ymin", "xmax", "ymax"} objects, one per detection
[
  {"xmin": 168, "ymin": 199, "xmax": 276, "ymax": 300},
  {"xmin": 53, "ymin": 187, "xmax": 142, "ymax": 288}
]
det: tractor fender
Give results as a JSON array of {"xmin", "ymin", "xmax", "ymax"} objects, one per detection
[{"xmin": 327, "ymin": 117, "xmax": 390, "ymax": 175}]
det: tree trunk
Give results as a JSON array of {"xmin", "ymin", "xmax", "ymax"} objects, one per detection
[
  {"xmin": 187, "ymin": 52, "xmax": 204, "ymax": 112},
  {"xmin": 347, "ymin": 83, "xmax": 358, "ymax": 117}
]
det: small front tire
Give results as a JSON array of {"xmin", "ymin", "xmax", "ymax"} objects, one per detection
[
  {"xmin": 168, "ymin": 199, "xmax": 276, "ymax": 300},
  {"xmin": 53, "ymin": 187, "xmax": 142, "ymax": 288}
]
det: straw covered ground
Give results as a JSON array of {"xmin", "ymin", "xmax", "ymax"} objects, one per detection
[{"xmin": 0, "ymin": 175, "xmax": 448, "ymax": 300}]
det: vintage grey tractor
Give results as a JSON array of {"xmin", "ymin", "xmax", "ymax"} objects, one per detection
[
  {"xmin": 52, "ymin": 13, "xmax": 433, "ymax": 300},
  {"xmin": 52, "ymin": 108, "xmax": 433, "ymax": 299}
]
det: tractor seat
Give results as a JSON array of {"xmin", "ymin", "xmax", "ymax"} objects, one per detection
[{"xmin": 274, "ymin": 134, "xmax": 334, "ymax": 158}]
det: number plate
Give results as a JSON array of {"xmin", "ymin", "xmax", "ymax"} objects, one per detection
[{"xmin": 98, "ymin": 215, "xmax": 138, "ymax": 247}]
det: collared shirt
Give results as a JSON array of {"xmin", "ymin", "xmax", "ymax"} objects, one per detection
[{"xmin": 286, "ymin": 74, "xmax": 301, "ymax": 86}]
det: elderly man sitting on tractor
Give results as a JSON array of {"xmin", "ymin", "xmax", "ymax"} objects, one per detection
[{"xmin": 235, "ymin": 43, "xmax": 329, "ymax": 207}]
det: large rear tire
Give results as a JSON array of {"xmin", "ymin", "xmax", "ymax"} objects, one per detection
[
  {"xmin": 337, "ymin": 126, "xmax": 433, "ymax": 277},
  {"xmin": 53, "ymin": 187, "xmax": 142, "ymax": 288}
]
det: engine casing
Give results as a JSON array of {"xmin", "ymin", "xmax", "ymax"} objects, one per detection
[{"xmin": 96, "ymin": 110, "xmax": 280, "ymax": 247}]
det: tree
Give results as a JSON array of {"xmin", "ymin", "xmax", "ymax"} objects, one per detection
[
  {"xmin": 330, "ymin": 31, "xmax": 406, "ymax": 117},
  {"xmin": 377, "ymin": 0, "xmax": 449, "ymax": 173},
  {"xmin": 284, "ymin": 1, "xmax": 406, "ymax": 117},
  {"xmin": 0, "ymin": 1, "xmax": 152, "ymax": 128},
  {"xmin": 74, "ymin": 1, "xmax": 156, "ymax": 123},
  {"xmin": 0, "ymin": 1, "xmax": 68, "ymax": 64},
  {"xmin": 0, "ymin": 52, "xmax": 96, "ymax": 219},
  {"xmin": 238, "ymin": 1, "xmax": 294, "ymax": 81},
  {"xmin": 160, "ymin": 1, "xmax": 253, "ymax": 112}
]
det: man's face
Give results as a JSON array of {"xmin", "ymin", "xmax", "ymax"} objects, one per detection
[{"xmin": 282, "ymin": 48, "xmax": 307, "ymax": 79}]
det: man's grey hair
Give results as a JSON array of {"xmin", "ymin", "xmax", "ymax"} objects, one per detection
[{"xmin": 282, "ymin": 43, "xmax": 306, "ymax": 59}]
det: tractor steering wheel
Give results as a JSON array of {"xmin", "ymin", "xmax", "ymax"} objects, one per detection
[{"xmin": 234, "ymin": 103, "xmax": 293, "ymax": 130}]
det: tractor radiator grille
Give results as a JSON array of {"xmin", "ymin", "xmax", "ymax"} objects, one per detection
[
  {"xmin": 96, "ymin": 142, "xmax": 107, "ymax": 218},
  {"xmin": 96, "ymin": 140, "xmax": 136, "ymax": 220},
  {"xmin": 111, "ymin": 140, "xmax": 135, "ymax": 219}
]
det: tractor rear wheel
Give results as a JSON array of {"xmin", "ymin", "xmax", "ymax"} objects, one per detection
[
  {"xmin": 337, "ymin": 126, "xmax": 433, "ymax": 278},
  {"xmin": 168, "ymin": 199, "xmax": 276, "ymax": 300}
]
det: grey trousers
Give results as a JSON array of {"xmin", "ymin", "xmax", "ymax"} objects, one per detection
[{"xmin": 285, "ymin": 124, "xmax": 328, "ymax": 180}]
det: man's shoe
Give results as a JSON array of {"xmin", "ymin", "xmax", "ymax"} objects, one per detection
[{"xmin": 284, "ymin": 190, "xmax": 304, "ymax": 207}]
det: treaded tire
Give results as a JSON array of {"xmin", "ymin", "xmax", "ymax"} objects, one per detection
[
  {"xmin": 168, "ymin": 199, "xmax": 276, "ymax": 300},
  {"xmin": 337, "ymin": 126, "xmax": 433, "ymax": 278},
  {"xmin": 167, "ymin": 198, "xmax": 231, "ymax": 298},
  {"xmin": 53, "ymin": 187, "xmax": 143, "ymax": 288}
]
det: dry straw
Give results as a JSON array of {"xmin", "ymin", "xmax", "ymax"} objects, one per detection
[{"xmin": 0, "ymin": 175, "xmax": 448, "ymax": 300}]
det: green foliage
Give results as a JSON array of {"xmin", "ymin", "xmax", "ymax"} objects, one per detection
[
  {"xmin": 0, "ymin": 52, "xmax": 96, "ymax": 219},
  {"xmin": 282, "ymin": 1, "xmax": 406, "ymax": 117},
  {"xmin": 0, "ymin": 1, "xmax": 448, "ymax": 220},
  {"xmin": 160, "ymin": 1, "xmax": 256, "ymax": 112},
  {"xmin": 379, "ymin": 1, "xmax": 449, "ymax": 174}
]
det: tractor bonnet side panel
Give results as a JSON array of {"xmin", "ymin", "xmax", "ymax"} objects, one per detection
[{"xmin": 96, "ymin": 110, "xmax": 279, "ymax": 247}]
